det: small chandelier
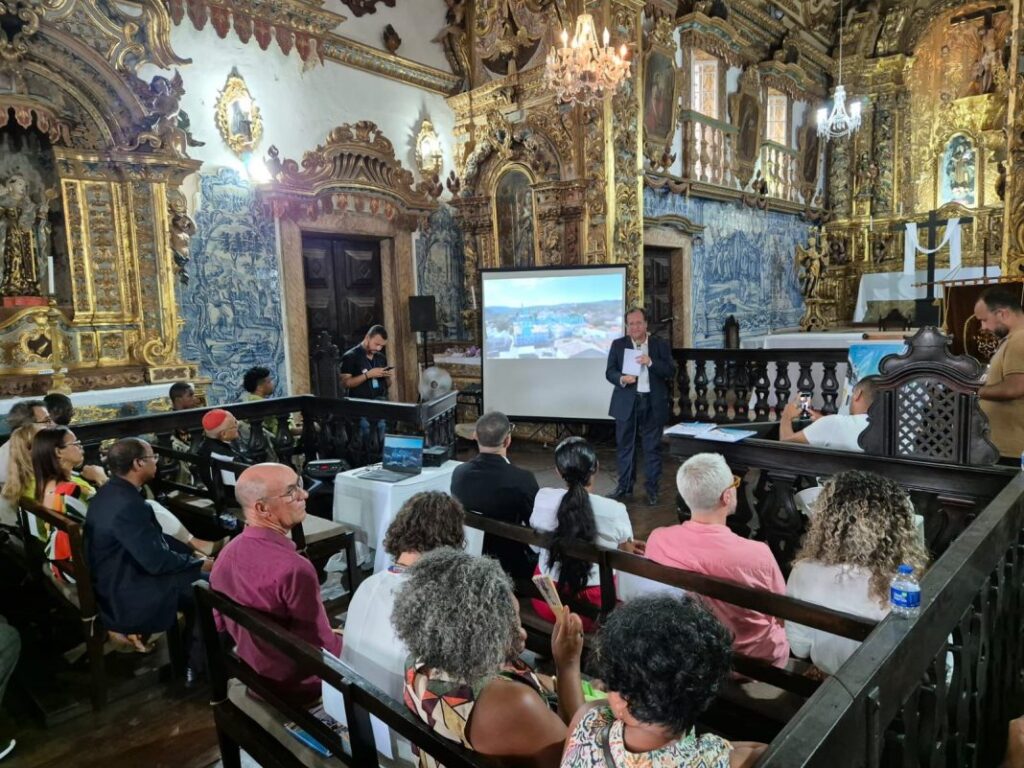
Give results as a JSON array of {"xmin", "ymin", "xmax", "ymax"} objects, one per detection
[
  {"xmin": 816, "ymin": 0, "xmax": 861, "ymax": 140},
  {"xmin": 544, "ymin": 13, "xmax": 630, "ymax": 107}
]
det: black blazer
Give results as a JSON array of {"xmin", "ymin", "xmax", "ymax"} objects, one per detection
[
  {"xmin": 85, "ymin": 476, "xmax": 203, "ymax": 634},
  {"xmin": 451, "ymin": 453, "xmax": 539, "ymax": 579},
  {"xmin": 605, "ymin": 334, "xmax": 674, "ymax": 426}
]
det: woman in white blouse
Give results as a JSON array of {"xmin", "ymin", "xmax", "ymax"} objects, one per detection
[
  {"xmin": 530, "ymin": 437, "xmax": 638, "ymax": 631},
  {"xmin": 786, "ymin": 471, "xmax": 928, "ymax": 675}
]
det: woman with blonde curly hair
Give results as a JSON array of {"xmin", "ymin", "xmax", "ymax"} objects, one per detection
[{"xmin": 786, "ymin": 470, "xmax": 928, "ymax": 675}]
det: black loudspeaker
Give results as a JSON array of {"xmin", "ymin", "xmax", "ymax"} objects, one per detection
[{"xmin": 409, "ymin": 295, "xmax": 438, "ymax": 333}]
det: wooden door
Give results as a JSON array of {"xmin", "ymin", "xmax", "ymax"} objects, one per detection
[
  {"xmin": 302, "ymin": 235, "xmax": 384, "ymax": 389},
  {"xmin": 643, "ymin": 246, "xmax": 674, "ymax": 339}
]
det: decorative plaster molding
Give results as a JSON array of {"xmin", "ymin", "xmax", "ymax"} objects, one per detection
[{"xmin": 165, "ymin": 0, "xmax": 462, "ymax": 95}]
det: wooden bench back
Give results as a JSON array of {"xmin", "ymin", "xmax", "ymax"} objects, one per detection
[
  {"xmin": 195, "ymin": 582, "xmax": 495, "ymax": 768},
  {"xmin": 461, "ymin": 512, "xmax": 875, "ymax": 698}
]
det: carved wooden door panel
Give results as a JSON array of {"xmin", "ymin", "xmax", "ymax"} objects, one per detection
[
  {"xmin": 302, "ymin": 235, "xmax": 383, "ymax": 363},
  {"xmin": 643, "ymin": 246, "xmax": 674, "ymax": 339}
]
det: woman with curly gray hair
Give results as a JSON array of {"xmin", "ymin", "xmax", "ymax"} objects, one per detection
[
  {"xmin": 786, "ymin": 470, "xmax": 928, "ymax": 675},
  {"xmin": 393, "ymin": 547, "xmax": 585, "ymax": 767},
  {"xmin": 560, "ymin": 596, "xmax": 765, "ymax": 767}
]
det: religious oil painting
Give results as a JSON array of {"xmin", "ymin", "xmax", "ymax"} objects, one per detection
[
  {"xmin": 939, "ymin": 134, "xmax": 977, "ymax": 207},
  {"xmin": 734, "ymin": 91, "xmax": 762, "ymax": 166},
  {"xmin": 494, "ymin": 167, "xmax": 536, "ymax": 268},
  {"xmin": 643, "ymin": 47, "xmax": 677, "ymax": 144},
  {"xmin": 215, "ymin": 68, "xmax": 263, "ymax": 157}
]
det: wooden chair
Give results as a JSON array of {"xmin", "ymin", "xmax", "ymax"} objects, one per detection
[
  {"xmin": 15, "ymin": 497, "xmax": 183, "ymax": 716},
  {"xmin": 859, "ymin": 326, "xmax": 999, "ymax": 464},
  {"xmin": 195, "ymin": 582, "xmax": 493, "ymax": 768}
]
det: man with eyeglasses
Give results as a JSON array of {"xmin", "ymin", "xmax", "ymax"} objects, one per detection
[
  {"xmin": 0, "ymin": 400, "xmax": 52, "ymax": 484},
  {"xmin": 210, "ymin": 463, "xmax": 341, "ymax": 705},
  {"xmin": 451, "ymin": 411, "xmax": 540, "ymax": 579},
  {"xmin": 644, "ymin": 453, "xmax": 789, "ymax": 668},
  {"xmin": 85, "ymin": 438, "xmax": 212, "ymax": 684}
]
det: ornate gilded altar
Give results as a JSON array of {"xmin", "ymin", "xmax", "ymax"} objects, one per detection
[
  {"xmin": 820, "ymin": 2, "xmax": 1009, "ymax": 327},
  {"xmin": 0, "ymin": 0, "xmax": 200, "ymax": 397}
]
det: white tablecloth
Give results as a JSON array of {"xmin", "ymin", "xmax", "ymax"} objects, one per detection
[{"xmin": 332, "ymin": 460, "xmax": 482, "ymax": 573}]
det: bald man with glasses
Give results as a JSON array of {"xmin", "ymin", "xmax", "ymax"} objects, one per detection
[{"xmin": 210, "ymin": 463, "xmax": 341, "ymax": 705}]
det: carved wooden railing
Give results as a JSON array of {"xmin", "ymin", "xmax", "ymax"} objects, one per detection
[
  {"xmin": 757, "ymin": 473, "xmax": 1024, "ymax": 767},
  {"xmin": 680, "ymin": 110, "xmax": 739, "ymax": 188},
  {"xmin": 672, "ymin": 347, "xmax": 849, "ymax": 423},
  {"xmin": 667, "ymin": 433, "xmax": 1015, "ymax": 573},
  {"xmin": 70, "ymin": 393, "xmax": 458, "ymax": 471},
  {"xmin": 760, "ymin": 141, "xmax": 800, "ymax": 203}
]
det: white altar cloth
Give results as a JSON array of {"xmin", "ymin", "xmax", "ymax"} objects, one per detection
[
  {"xmin": 853, "ymin": 267, "xmax": 1000, "ymax": 322},
  {"xmin": 1, "ymin": 383, "xmax": 171, "ymax": 418}
]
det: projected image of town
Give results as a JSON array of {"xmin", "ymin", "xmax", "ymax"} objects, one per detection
[{"xmin": 484, "ymin": 274, "xmax": 623, "ymax": 360}]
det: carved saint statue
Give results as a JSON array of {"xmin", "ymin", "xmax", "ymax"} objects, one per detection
[
  {"xmin": 796, "ymin": 231, "xmax": 829, "ymax": 299},
  {"xmin": 0, "ymin": 175, "xmax": 42, "ymax": 297},
  {"xmin": 971, "ymin": 25, "xmax": 1000, "ymax": 96},
  {"xmin": 169, "ymin": 203, "xmax": 197, "ymax": 285}
]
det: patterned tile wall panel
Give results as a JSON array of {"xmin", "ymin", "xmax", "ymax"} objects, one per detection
[
  {"xmin": 643, "ymin": 189, "xmax": 808, "ymax": 347},
  {"xmin": 178, "ymin": 168, "xmax": 287, "ymax": 405},
  {"xmin": 415, "ymin": 205, "xmax": 468, "ymax": 340}
]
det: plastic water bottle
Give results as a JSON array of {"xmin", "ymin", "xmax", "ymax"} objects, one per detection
[
  {"xmin": 890, "ymin": 564, "xmax": 921, "ymax": 619},
  {"xmin": 1020, "ymin": 449, "xmax": 1024, "ymax": 472}
]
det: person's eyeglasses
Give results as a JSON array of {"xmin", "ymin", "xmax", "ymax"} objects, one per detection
[
  {"xmin": 261, "ymin": 477, "xmax": 305, "ymax": 503},
  {"xmin": 33, "ymin": 417, "xmax": 55, "ymax": 425},
  {"xmin": 727, "ymin": 475, "xmax": 742, "ymax": 490},
  {"xmin": 136, "ymin": 454, "xmax": 158, "ymax": 463},
  {"xmin": 59, "ymin": 440, "xmax": 83, "ymax": 449}
]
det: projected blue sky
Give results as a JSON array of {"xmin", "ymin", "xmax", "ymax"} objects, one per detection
[{"xmin": 485, "ymin": 273, "xmax": 622, "ymax": 307}]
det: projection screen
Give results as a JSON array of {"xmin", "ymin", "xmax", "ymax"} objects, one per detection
[{"xmin": 481, "ymin": 265, "xmax": 627, "ymax": 421}]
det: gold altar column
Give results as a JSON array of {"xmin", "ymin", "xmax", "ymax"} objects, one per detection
[
  {"xmin": 1004, "ymin": 0, "xmax": 1024, "ymax": 274},
  {"xmin": 601, "ymin": 0, "xmax": 645, "ymax": 307}
]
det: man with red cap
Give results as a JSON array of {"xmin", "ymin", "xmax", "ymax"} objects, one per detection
[{"xmin": 195, "ymin": 409, "xmax": 249, "ymax": 502}]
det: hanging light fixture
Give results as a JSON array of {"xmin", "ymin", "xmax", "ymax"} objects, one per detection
[
  {"xmin": 544, "ymin": 12, "xmax": 631, "ymax": 106},
  {"xmin": 816, "ymin": 0, "xmax": 861, "ymax": 140}
]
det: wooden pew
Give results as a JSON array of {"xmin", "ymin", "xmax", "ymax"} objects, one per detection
[
  {"xmin": 459, "ymin": 510, "xmax": 875, "ymax": 737},
  {"xmin": 195, "ymin": 582, "xmax": 495, "ymax": 768}
]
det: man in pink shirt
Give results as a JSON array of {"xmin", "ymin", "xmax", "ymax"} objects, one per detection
[
  {"xmin": 645, "ymin": 453, "xmax": 789, "ymax": 667},
  {"xmin": 211, "ymin": 463, "xmax": 342, "ymax": 704}
]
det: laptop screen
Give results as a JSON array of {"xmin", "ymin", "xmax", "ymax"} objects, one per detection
[{"xmin": 382, "ymin": 434, "xmax": 425, "ymax": 472}]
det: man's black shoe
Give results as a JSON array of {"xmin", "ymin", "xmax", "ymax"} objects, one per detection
[
  {"xmin": 646, "ymin": 491, "xmax": 659, "ymax": 506},
  {"xmin": 609, "ymin": 489, "xmax": 632, "ymax": 502}
]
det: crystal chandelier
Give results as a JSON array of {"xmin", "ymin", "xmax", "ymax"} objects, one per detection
[
  {"xmin": 544, "ymin": 13, "xmax": 630, "ymax": 107},
  {"xmin": 816, "ymin": 0, "xmax": 861, "ymax": 140}
]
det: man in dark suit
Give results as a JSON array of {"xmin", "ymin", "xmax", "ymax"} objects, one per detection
[
  {"xmin": 85, "ymin": 438, "xmax": 211, "ymax": 679},
  {"xmin": 451, "ymin": 411, "xmax": 539, "ymax": 579},
  {"xmin": 606, "ymin": 307, "xmax": 675, "ymax": 506}
]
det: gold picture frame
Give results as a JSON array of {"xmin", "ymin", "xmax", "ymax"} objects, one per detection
[
  {"xmin": 643, "ymin": 44, "xmax": 679, "ymax": 147},
  {"xmin": 215, "ymin": 68, "xmax": 263, "ymax": 156}
]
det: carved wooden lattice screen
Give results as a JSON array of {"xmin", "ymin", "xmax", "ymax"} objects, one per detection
[{"xmin": 859, "ymin": 327, "xmax": 999, "ymax": 465}]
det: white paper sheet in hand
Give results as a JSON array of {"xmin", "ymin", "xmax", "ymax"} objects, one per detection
[
  {"xmin": 621, "ymin": 348, "xmax": 643, "ymax": 377},
  {"xmin": 321, "ymin": 651, "xmax": 395, "ymax": 760}
]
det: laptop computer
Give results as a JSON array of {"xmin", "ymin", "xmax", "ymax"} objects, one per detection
[{"xmin": 361, "ymin": 434, "xmax": 425, "ymax": 483}]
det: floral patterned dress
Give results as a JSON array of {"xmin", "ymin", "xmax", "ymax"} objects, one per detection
[{"xmin": 561, "ymin": 704, "xmax": 733, "ymax": 768}]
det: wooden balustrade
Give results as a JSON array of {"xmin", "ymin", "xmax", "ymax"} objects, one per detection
[
  {"xmin": 760, "ymin": 142, "xmax": 800, "ymax": 203},
  {"xmin": 680, "ymin": 110, "xmax": 738, "ymax": 189},
  {"xmin": 673, "ymin": 347, "xmax": 849, "ymax": 423}
]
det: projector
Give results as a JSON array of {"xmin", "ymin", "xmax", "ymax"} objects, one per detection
[{"xmin": 423, "ymin": 445, "xmax": 450, "ymax": 467}]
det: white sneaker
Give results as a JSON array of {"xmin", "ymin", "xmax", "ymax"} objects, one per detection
[{"xmin": 0, "ymin": 739, "xmax": 14, "ymax": 761}]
